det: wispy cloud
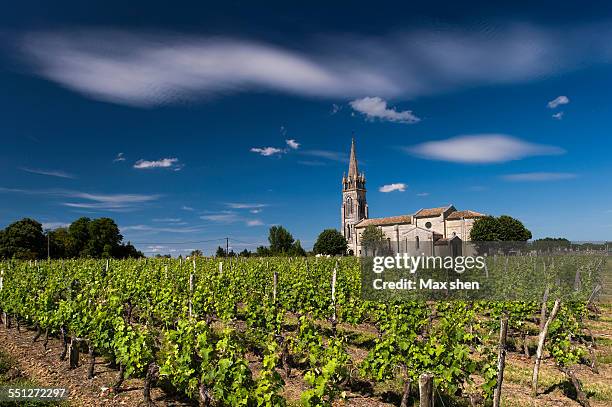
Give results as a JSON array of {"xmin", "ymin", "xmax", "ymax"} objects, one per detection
[
  {"xmin": 416, "ymin": 192, "xmax": 430, "ymax": 197},
  {"xmin": 547, "ymin": 95, "xmax": 570, "ymax": 109},
  {"xmin": 379, "ymin": 183, "xmax": 407, "ymax": 193},
  {"xmin": 286, "ymin": 139, "xmax": 300, "ymax": 149},
  {"xmin": 201, "ymin": 210, "xmax": 264, "ymax": 227},
  {"xmin": 502, "ymin": 172, "xmax": 577, "ymax": 181},
  {"xmin": 152, "ymin": 217, "xmax": 182, "ymax": 222},
  {"xmin": 350, "ymin": 97, "xmax": 420, "ymax": 124},
  {"xmin": 331, "ymin": 104, "xmax": 342, "ymax": 115},
  {"xmin": 113, "ymin": 152, "xmax": 126, "ymax": 162},
  {"xmin": 41, "ymin": 221, "xmax": 70, "ymax": 230},
  {"xmin": 181, "ymin": 205, "xmax": 194, "ymax": 211},
  {"xmin": 20, "ymin": 167, "xmax": 76, "ymax": 179},
  {"xmin": 552, "ymin": 111, "xmax": 564, "ymax": 120},
  {"xmin": 0, "ymin": 187, "xmax": 161, "ymax": 211},
  {"xmin": 226, "ymin": 203, "xmax": 268, "ymax": 209},
  {"xmin": 121, "ymin": 224, "xmax": 204, "ymax": 233},
  {"xmin": 408, "ymin": 134, "xmax": 565, "ymax": 163},
  {"xmin": 200, "ymin": 212, "xmax": 239, "ymax": 223},
  {"xmin": 300, "ymin": 150, "xmax": 348, "ymax": 163},
  {"xmin": 17, "ymin": 23, "xmax": 612, "ymax": 106},
  {"xmin": 133, "ymin": 157, "xmax": 182, "ymax": 170},
  {"xmin": 250, "ymin": 147, "xmax": 284, "ymax": 157},
  {"xmin": 297, "ymin": 160, "xmax": 327, "ymax": 166}
]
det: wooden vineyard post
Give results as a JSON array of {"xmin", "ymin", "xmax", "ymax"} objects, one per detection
[
  {"xmin": 419, "ymin": 373, "xmax": 434, "ymax": 407},
  {"xmin": 68, "ymin": 337, "xmax": 79, "ymax": 369},
  {"xmin": 189, "ymin": 260, "xmax": 195, "ymax": 319},
  {"xmin": 273, "ymin": 270, "xmax": 278, "ymax": 303},
  {"xmin": 539, "ymin": 286, "xmax": 550, "ymax": 330},
  {"xmin": 493, "ymin": 311, "xmax": 509, "ymax": 407},
  {"xmin": 532, "ymin": 298, "xmax": 561, "ymax": 396},
  {"xmin": 331, "ymin": 261, "xmax": 338, "ymax": 336}
]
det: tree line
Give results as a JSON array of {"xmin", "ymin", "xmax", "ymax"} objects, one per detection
[{"xmin": 0, "ymin": 217, "xmax": 143, "ymax": 260}]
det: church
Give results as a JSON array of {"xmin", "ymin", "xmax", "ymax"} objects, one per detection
[{"xmin": 341, "ymin": 139, "xmax": 485, "ymax": 256}]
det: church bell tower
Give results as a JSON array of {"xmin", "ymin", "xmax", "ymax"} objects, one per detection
[{"xmin": 341, "ymin": 138, "xmax": 368, "ymax": 253}]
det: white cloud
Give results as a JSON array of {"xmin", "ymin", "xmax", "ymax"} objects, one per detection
[
  {"xmin": 547, "ymin": 95, "xmax": 570, "ymax": 109},
  {"xmin": 300, "ymin": 150, "xmax": 348, "ymax": 163},
  {"xmin": 379, "ymin": 183, "xmax": 407, "ymax": 193},
  {"xmin": 17, "ymin": 24, "xmax": 612, "ymax": 106},
  {"xmin": 133, "ymin": 157, "xmax": 180, "ymax": 169},
  {"xmin": 416, "ymin": 192, "xmax": 430, "ymax": 197},
  {"xmin": 286, "ymin": 139, "xmax": 300, "ymax": 149},
  {"xmin": 152, "ymin": 217, "xmax": 182, "ymax": 222},
  {"xmin": 0, "ymin": 188, "xmax": 160, "ymax": 211},
  {"xmin": 62, "ymin": 191, "xmax": 160, "ymax": 211},
  {"xmin": 181, "ymin": 205, "xmax": 194, "ymax": 211},
  {"xmin": 552, "ymin": 111, "xmax": 564, "ymax": 120},
  {"xmin": 331, "ymin": 104, "xmax": 342, "ymax": 114},
  {"xmin": 350, "ymin": 97, "xmax": 420, "ymax": 123},
  {"xmin": 226, "ymin": 203, "xmax": 267, "ymax": 209},
  {"xmin": 250, "ymin": 147, "xmax": 283, "ymax": 157},
  {"xmin": 246, "ymin": 219, "xmax": 264, "ymax": 226},
  {"xmin": 408, "ymin": 134, "xmax": 565, "ymax": 163},
  {"xmin": 20, "ymin": 167, "xmax": 75, "ymax": 179},
  {"xmin": 41, "ymin": 222, "xmax": 70, "ymax": 230},
  {"xmin": 113, "ymin": 152, "xmax": 126, "ymax": 162},
  {"xmin": 200, "ymin": 212, "xmax": 239, "ymax": 223},
  {"xmin": 502, "ymin": 172, "xmax": 577, "ymax": 181},
  {"xmin": 250, "ymin": 209, "xmax": 262, "ymax": 214},
  {"xmin": 121, "ymin": 224, "xmax": 204, "ymax": 233}
]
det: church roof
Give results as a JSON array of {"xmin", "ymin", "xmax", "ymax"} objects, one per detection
[
  {"xmin": 348, "ymin": 138, "xmax": 359, "ymax": 178},
  {"xmin": 414, "ymin": 206, "xmax": 452, "ymax": 218},
  {"xmin": 446, "ymin": 210, "xmax": 485, "ymax": 220},
  {"xmin": 355, "ymin": 215, "xmax": 412, "ymax": 227}
]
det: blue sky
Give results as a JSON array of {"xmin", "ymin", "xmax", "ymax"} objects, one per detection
[{"xmin": 1, "ymin": 1, "xmax": 611, "ymax": 255}]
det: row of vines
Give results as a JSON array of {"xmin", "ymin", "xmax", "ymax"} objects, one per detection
[{"xmin": 0, "ymin": 255, "xmax": 606, "ymax": 406}]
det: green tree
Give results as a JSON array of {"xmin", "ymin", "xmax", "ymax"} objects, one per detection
[
  {"xmin": 190, "ymin": 249, "xmax": 203, "ymax": 258},
  {"xmin": 82, "ymin": 218, "xmax": 123, "ymax": 258},
  {"xmin": 215, "ymin": 246, "xmax": 227, "ymax": 257},
  {"xmin": 470, "ymin": 215, "xmax": 531, "ymax": 241},
  {"xmin": 48, "ymin": 227, "xmax": 71, "ymax": 258},
  {"xmin": 0, "ymin": 218, "xmax": 46, "ymax": 259},
  {"xmin": 360, "ymin": 225, "xmax": 385, "ymax": 255},
  {"xmin": 239, "ymin": 249, "xmax": 251, "ymax": 257},
  {"xmin": 256, "ymin": 246, "xmax": 270, "ymax": 257},
  {"xmin": 268, "ymin": 226, "xmax": 295, "ymax": 255},
  {"xmin": 313, "ymin": 229, "xmax": 347, "ymax": 256},
  {"xmin": 114, "ymin": 241, "xmax": 144, "ymax": 258},
  {"xmin": 289, "ymin": 239, "xmax": 307, "ymax": 256},
  {"xmin": 68, "ymin": 217, "xmax": 91, "ymax": 256},
  {"xmin": 532, "ymin": 237, "xmax": 571, "ymax": 252}
]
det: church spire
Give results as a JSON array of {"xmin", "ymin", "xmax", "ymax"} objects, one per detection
[{"xmin": 348, "ymin": 138, "xmax": 359, "ymax": 178}]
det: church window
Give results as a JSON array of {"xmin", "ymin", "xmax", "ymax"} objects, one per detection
[
  {"xmin": 346, "ymin": 197, "xmax": 353, "ymax": 215},
  {"xmin": 415, "ymin": 236, "xmax": 420, "ymax": 249},
  {"xmin": 425, "ymin": 221, "xmax": 432, "ymax": 229}
]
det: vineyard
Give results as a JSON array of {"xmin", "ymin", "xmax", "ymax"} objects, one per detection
[{"xmin": 0, "ymin": 255, "xmax": 610, "ymax": 406}]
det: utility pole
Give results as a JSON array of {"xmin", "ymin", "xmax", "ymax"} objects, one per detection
[
  {"xmin": 226, "ymin": 237, "xmax": 229, "ymax": 257},
  {"xmin": 45, "ymin": 229, "xmax": 50, "ymax": 261}
]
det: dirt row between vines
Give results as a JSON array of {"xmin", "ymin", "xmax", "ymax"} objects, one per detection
[
  {"xmin": 0, "ymin": 323, "xmax": 190, "ymax": 407},
  {"xmin": 1, "ymin": 307, "xmax": 611, "ymax": 407}
]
